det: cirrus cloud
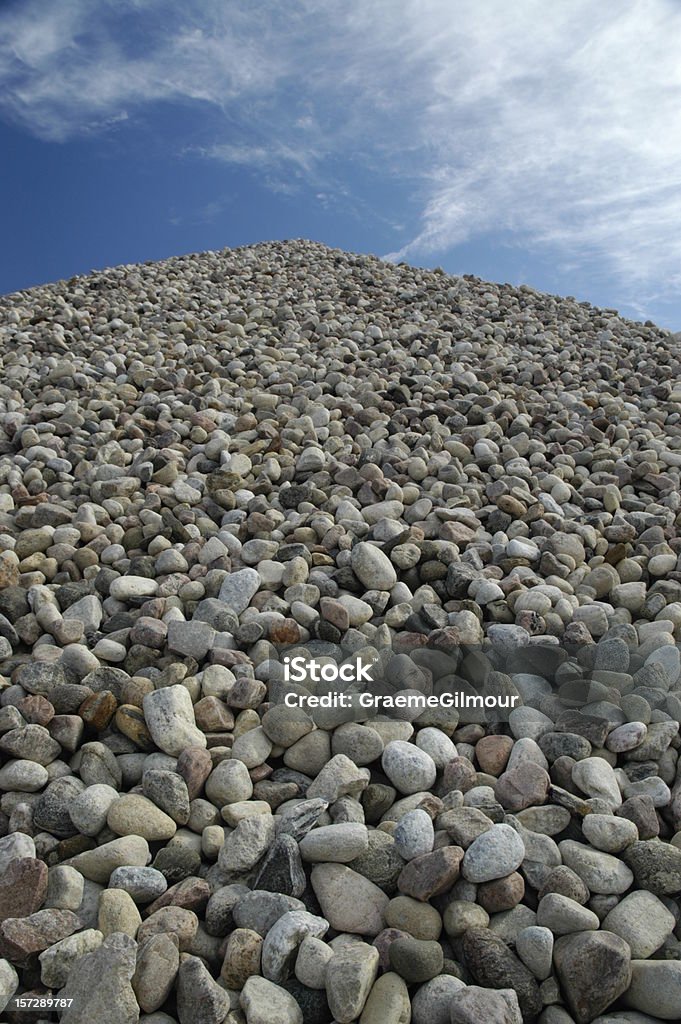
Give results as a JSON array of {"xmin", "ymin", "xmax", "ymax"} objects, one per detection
[{"xmin": 1, "ymin": 0, "xmax": 680, "ymax": 320}]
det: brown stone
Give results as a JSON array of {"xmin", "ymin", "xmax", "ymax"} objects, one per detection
[
  {"xmin": 54, "ymin": 834, "xmax": 97, "ymax": 862},
  {"xmin": 129, "ymin": 616, "xmax": 167, "ymax": 649},
  {"xmin": 496, "ymin": 494, "xmax": 527, "ymax": 517},
  {"xmin": 398, "ymin": 846, "xmax": 463, "ymax": 902},
  {"xmin": 442, "ymin": 757, "xmax": 477, "ymax": 794},
  {"xmin": 224, "ymin": 676, "xmax": 267, "ymax": 709},
  {"xmin": 120, "ymin": 679, "xmax": 155, "ymax": 712},
  {"xmin": 616, "ymin": 795, "xmax": 659, "ymax": 839},
  {"xmin": 495, "ymin": 761, "xmax": 550, "ymax": 811},
  {"xmin": 48, "ymin": 714, "xmax": 84, "ymax": 752},
  {"xmin": 145, "ymin": 877, "xmax": 211, "ymax": 917},
  {"xmin": 136, "ymin": 907, "xmax": 199, "ymax": 952},
  {"xmin": 0, "ymin": 551, "xmax": 20, "ymax": 588},
  {"xmin": 516, "ymin": 610, "xmax": 546, "ymax": 635},
  {"xmin": 115, "ymin": 705, "xmax": 155, "ymax": 750},
  {"xmin": 553, "ymin": 931, "xmax": 632, "ymax": 1024},
  {"xmin": 269, "ymin": 618, "xmax": 303, "ymax": 645},
  {"xmin": 477, "ymin": 871, "xmax": 525, "ymax": 913},
  {"xmin": 220, "ymin": 927, "xmax": 263, "ymax": 989},
  {"xmin": 319, "ymin": 597, "xmax": 350, "ymax": 631},
  {"xmin": 462, "ymin": 928, "xmax": 542, "ymax": 1022},
  {"xmin": 439, "ymin": 807, "xmax": 493, "ymax": 848},
  {"xmin": 0, "ymin": 858, "xmax": 48, "ymax": 923},
  {"xmin": 475, "ymin": 735, "xmax": 514, "ymax": 775},
  {"xmin": 16, "ymin": 695, "xmax": 55, "ymax": 726},
  {"xmin": 391, "ymin": 632, "xmax": 430, "ymax": 655},
  {"xmin": 194, "ymin": 696, "xmax": 235, "ymax": 732},
  {"xmin": 79, "ymin": 690, "xmax": 117, "ymax": 731},
  {"xmin": 132, "ymin": 932, "xmax": 180, "ymax": 1013},
  {"xmin": 205, "ymin": 732, "xmax": 234, "ymax": 748},
  {"xmin": 12, "ymin": 487, "xmax": 48, "ymax": 507},
  {"xmin": 176, "ymin": 746, "xmax": 213, "ymax": 799},
  {"xmin": 0, "ymin": 909, "xmax": 81, "ymax": 962},
  {"xmin": 120, "ymin": 676, "xmax": 154, "ymax": 707}
]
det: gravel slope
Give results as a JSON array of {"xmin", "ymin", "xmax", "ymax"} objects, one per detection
[{"xmin": 0, "ymin": 241, "xmax": 681, "ymax": 1023}]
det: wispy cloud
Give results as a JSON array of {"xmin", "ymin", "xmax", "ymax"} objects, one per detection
[{"xmin": 2, "ymin": 0, "xmax": 681, "ymax": 314}]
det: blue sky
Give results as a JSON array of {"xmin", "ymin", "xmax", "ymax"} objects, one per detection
[{"xmin": 2, "ymin": 0, "xmax": 681, "ymax": 328}]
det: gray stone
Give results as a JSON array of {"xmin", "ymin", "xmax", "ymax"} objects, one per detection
[
  {"xmin": 240, "ymin": 975, "xmax": 303, "ymax": 1024},
  {"xmin": 132, "ymin": 932, "xmax": 179, "ymax": 1013},
  {"xmin": 393, "ymin": 808, "xmax": 434, "ymax": 861},
  {"xmin": 231, "ymin": 726, "xmax": 273, "ymax": 769},
  {"xmin": 110, "ymin": 576, "xmax": 158, "ymax": 601},
  {"xmin": 462, "ymin": 824, "xmax": 525, "ymax": 883},
  {"xmin": 206, "ymin": 757, "xmax": 253, "ymax": 806},
  {"xmin": 69, "ymin": 784, "xmax": 120, "ymax": 836},
  {"xmin": 219, "ymin": 569, "xmax": 262, "ymax": 615},
  {"xmin": 572, "ymin": 757, "xmax": 622, "ymax": 809},
  {"xmin": 351, "ymin": 542, "xmax": 397, "ymax": 591},
  {"xmin": 45, "ymin": 865, "xmax": 84, "ymax": 911},
  {"xmin": 176, "ymin": 954, "xmax": 231, "ymax": 1024},
  {"xmin": 64, "ymin": 836, "xmax": 150, "ymax": 884},
  {"xmin": 623, "ymin": 839, "xmax": 681, "ymax": 894},
  {"xmin": 307, "ymin": 754, "xmax": 369, "ymax": 803},
  {"xmin": 461, "ymin": 927, "xmax": 541, "ymax": 1020},
  {"xmin": 602, "ymin": 890, "xmax": 676, "ymax": 958},
  {"xmin": 0, "ymin": 958, "xmax": 19, "ymax": 1014},
  {"xmin": 143, "ymin": 685, "xmax": 206, "ymax": 756},
  {"xmin": 536, "ymin": 893, "xmax": 599, "ymax": 934},
  {"xmin": 299, "ymin": 822, "xmax": 368, "ymax": 862},
  {"xmin": 0, "ymin": 724, "xmax": 61, "ymax": 765},
  {"xmin": 59, "ymin": 932, "xmax": 139, "ymax": 1024},
  {"xmin": 311, "ymin": 864, "xmax": 389, "ymax": 936},
  {"xmin": 109, "ymin": 866, "xmax": 168, "ymax": 904},
  {"xmin": 553, "ymin": 930, "xmax": 632, "ymax": 1024},
  {"xmin": 560, "ymin": 839, "xmax": 634, "ymax": 894},
  {"xmin": 326, "ymin": 941, "xmax": 379, "ymax": 1023},
  {"xmin": 0, "ymin": 758, "xmax": 49, "ymax": 791},
  {"xmin": 39, "ymin": 928, "xmax": 104, "ymax": 988},
  {"xmin": 410, "ymin": 974, "xmax": 465, "ymax": 1024},
  {"xmin": 381, "ymin": 741, "xmax": 436, "ymax": 795},
  {"xmin": 142, "ymin": 769, "xmax": 191, "ymax": 825},
  {"xmin": 388, "ymin": 936, "xmax": 443, "ymax": 983},
  {"xmin": 359, "ymin": 971, "xmax": 410, "ymax": 1024},
  {"xmin": 450, "ymin": 986, "xmax": 523, "ymax": 1024},
  {"xmin": 0, "ymin": 833, "xmax": 36, "ymax": 874},
  {"xmin": 624, "ymin": 959, "xmax": 681, "ymax": 1019},
  {"xmin": 295, "ymin": 934, "xmax": 333, "ymax": 989},
  {"xmin": 233, "ymin": 891, "xmax": 305, "ymax": 937},
  {"xmin": 515, "ymin": 925, "xmax": 553, "ymax": 981},
  {"xmin": 261, "ymin": 910, "xmax": 328, "ymax": 983},
  {"xmin": 582, "ymin": 813, "xmax": 638, "ymax": 853},
  {"xmin": 107, "ymin": 793, "xmax": 177, "ymax": 841},
  {"xmin": 218, "ymin": 815, "xmax": 275, "ymax": 873}
]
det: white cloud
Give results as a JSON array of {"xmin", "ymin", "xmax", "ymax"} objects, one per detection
[{"xmin": 2, "ymin": 0, "xmax": 681, "ymax": 313}]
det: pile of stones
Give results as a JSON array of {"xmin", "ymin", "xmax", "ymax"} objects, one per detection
[{"xmin": 1, "ymin": 240, "xmax": 681, "ymax": 1023}]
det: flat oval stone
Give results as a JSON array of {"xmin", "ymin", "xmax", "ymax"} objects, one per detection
[
  {"xmin": 310, "ymin": 865, "xmax": 388, "ymax": 937},
  {"xmin": 559, "ymin": 839, "xmax": 634, "ymax": 895},
  {"xmin": 107, "ymin": 794, "xmax": 177, "ymax": 841}
]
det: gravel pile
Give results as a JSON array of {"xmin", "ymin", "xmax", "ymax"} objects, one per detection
[{"xmin": 1, "ymin": 239, "xmax": 681, "ymax": 1023}]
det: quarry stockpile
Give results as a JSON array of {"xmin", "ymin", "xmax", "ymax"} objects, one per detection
[{"xmin": 0, "ymin": 240, "xmax": 681, "ymax": 1022}]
